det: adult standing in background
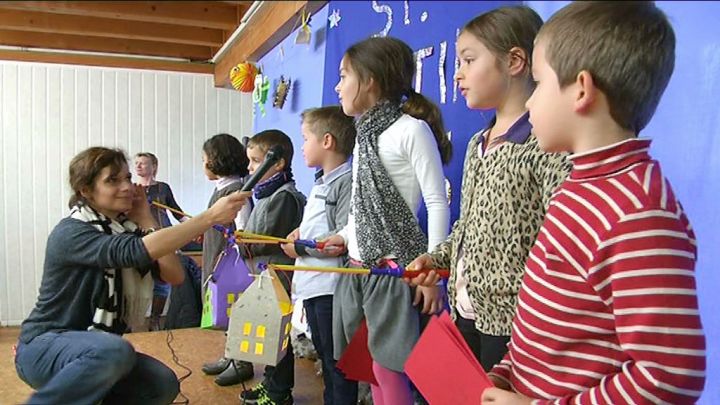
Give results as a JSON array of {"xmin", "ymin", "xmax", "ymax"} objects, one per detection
[{"xmin": 134, "ymin": 152, "xmax": 188, "ymax": 331}]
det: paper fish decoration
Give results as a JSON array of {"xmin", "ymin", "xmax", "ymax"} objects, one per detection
[
  {"xmin": 225, "ymin": 268, "xmax": 294, "ymax": 366},
  {"xmin": 273, "ymin": 76, "xmax": 291, "ymax": 109},
  {"xmin": 230, "ymin": 62, "xmax": 258, "ymax": 93}
]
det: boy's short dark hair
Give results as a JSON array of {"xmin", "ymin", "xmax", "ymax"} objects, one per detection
[
  {"xmin": 538, "ymin": 1, "xmax": 675, "ymax": 134},
  {"xmin": 202, "ymin": 133, "xmax": 249, "ymax": 177},
  {"xmin": 247, "ymin": 129, "xmax": 294, "ymax": 170},
  {"xmin": 301, "ymin": 106, "xmax": 356, "ymax": 157}
]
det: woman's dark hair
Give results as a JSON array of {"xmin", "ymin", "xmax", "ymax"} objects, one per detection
[
  {"xmin": 68, "ymin": 147, "xmax": 128, "ymax": 208},
  {"xmin": 203, "ymin": 133, "xmax": 249, "ymax": 177},
  {"xmin": 344, "ymin": 36, "xmax": 452, "ymax": 164}
]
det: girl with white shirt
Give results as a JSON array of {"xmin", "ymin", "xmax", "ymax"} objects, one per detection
[{"xmin": 323, "ymin": 36, "xmax": 451, "ymax": 405}]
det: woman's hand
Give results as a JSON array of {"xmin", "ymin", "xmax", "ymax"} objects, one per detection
[
  {"xmin": 128, "ymin": 184, "xmax": 155, "ymax": 227},
  {"xmin": 207, "ymin": 191, "xmax": 251, "ymax": 225}
]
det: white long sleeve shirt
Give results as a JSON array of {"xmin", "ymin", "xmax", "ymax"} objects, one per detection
[{"xmin": 338, "ymin": 114, "xmax": 450, "ymax": 261}]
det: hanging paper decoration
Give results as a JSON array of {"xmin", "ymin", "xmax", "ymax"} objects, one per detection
[
  {"xmin": 229, "ymin": 62, "xmax": 258, "ymax": 93},
  {"xmin": 404, "ymin": 1, "xmax": 410, "ymax": 25},
  {"xmin": 295, "ymin": 8, "xmax": 312, "ymax": 45},
  {"xmin": 225, "ymin": 269, "xmax": 294, "ymax": 366},
  {"xmin": 329, "ymin": 9, "xmax": 342, "ymax": 29},
  {"xmin": 420, "ymin": 11, "xmax": 429, "ymax": 22},
  {"xmin": 414, "ymin": 46, "xmax": 434, "ymax": 93},
  {"xmin": 453, "ymin": 28, "xmax": 461, "ymax": 103},
  {"xmin": 372, "ymin": 1, "xmax": 393, "ymax": 37},
  {"xmin": 252, "ymin": 71, "xmax": 271, "ymax": 117},
  {"xmin": 439, "ymin": 41, "xmax": 448, "ymax": 104},
  {"xmin": 273, "ymin": 76, "xmax": 292, "ymax": 110},
  {"xmin": 201, "ymin": 246, "xmax": 254, "ymax": 330}
]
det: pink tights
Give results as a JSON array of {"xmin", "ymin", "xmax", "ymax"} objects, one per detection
[{"xmin": 370, "ymin": 360, "xmax": 414, "ymax": 405}]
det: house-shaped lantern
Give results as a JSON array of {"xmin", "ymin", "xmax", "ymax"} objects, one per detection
[
  {"xmin": 225, "ymin": 268, "xmax": 293, "ymax": 366},
  {"xmin": 201, "ymin": 246, "xmax": 254, "ymax": 330}
]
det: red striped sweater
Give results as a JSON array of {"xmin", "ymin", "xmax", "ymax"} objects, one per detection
[{"xmin": 489, "ymin": 138, "xmax": 706, "ymax": 404}]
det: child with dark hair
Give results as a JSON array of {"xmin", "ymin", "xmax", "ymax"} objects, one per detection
[
  {"xmin": 198, "ymin": 133, "xmax": 255, "ymax": 387},
  {"xmin": 408, "ymin": 5, "xmax": 571, "ymax": 372},
  {"xmin": 322, "ymin": 36, "xmax": 451, "ymax": 404},
  {"xmin": 239, "ymin": 129, "xmax": 306, "ymax": 405}
]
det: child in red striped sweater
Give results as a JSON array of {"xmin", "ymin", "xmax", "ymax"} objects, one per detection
[
  {"xmin": 414, "ymin": 2, "xmax": 706, "ymax": 404},
  {"xmin": 481, "ymin": 2, "xmax": 706, "ymax": 404}
]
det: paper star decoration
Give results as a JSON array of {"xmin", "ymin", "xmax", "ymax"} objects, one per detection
[{"xmin": 329, "ymin": 9, "xmax": 341, "ymax": 28}]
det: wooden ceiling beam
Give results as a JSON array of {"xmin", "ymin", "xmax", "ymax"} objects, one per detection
[
  {"xmin": 0, "ymin": 29, "xmax": 213, "ymax": 60},
  {"xmin": 0, "ymin": 1, "xmax": 239, "ymax": 30},
  {"xmin": 213, "ymin": 0, "xmax": 327, "ymax": 88},
  {"xmin": 0, "ymin": 9, "xmax": 224, "ymax": 47},
  {"xmin": 0, "ymin": 48, "xmax": 213, "ymax": 74}
]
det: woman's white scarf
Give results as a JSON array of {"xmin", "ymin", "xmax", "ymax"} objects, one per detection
[{"xmin": 70, "ymin": 204, "xmax": 154, "ymax": 332}]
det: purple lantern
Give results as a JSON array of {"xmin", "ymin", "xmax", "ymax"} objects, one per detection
[{"xmin": 201, "ymin": 245, "xmax": 254, "ymax": 330}]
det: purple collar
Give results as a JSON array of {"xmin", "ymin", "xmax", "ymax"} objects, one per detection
[{"xmin": 481, "ymin": 111, "xmax": 532, "ymax": 145}]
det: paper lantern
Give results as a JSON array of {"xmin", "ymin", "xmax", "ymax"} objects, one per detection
[
  {"xmin": 201, "ymin": 246, "xmax": 254, "ymax": 330},
  {"xmin": 230, "ymin": 62, "xmax": 258, "ymax": 93},
  {"xmin": 225, "ymin": 268, "xmax": 293, "ymax": 366}
]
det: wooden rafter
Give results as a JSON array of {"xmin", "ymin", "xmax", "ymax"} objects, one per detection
[
  {"xmin": 0, "ymin": 29, "xmax": 214, "ymax": 60},
  {"xmin": 214, "ymin": 0, "xmax": 327, "ymax": 88},
  {"xmin": 0, "ymin": 1, "xmax": 240, "ymax": 30},
  {"xmin": 0, "ymin": 48, "xmax": 213, "ymax": 74},
  {"xmin": 0, "ymin": 9, "xmax": 225, "ymax": 47}
]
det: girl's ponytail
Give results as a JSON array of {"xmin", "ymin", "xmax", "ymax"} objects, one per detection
[{"xmin": 403, "ymin": 89, "xmax": 452, "ymax": 164}]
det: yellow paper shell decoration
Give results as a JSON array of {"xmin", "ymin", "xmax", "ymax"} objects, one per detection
[{"xmin": 230, "ymin": 62, "xmax": 258, "ymax": 92}]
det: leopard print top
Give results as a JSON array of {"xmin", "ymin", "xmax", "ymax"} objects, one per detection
[{"xmin": 430, "ymin": 131, "xmax": 571, "ymax": 335}]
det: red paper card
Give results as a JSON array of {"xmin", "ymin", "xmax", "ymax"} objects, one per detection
[
  {"xmin": 405, "ymin": 312, "xmax": 493, "ymax": 404},
  {"xmin": 336, "ymin": 319, "xmax": 378, "ymax": 385}
]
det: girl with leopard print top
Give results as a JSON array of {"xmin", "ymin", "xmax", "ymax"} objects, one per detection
[
  {"xmin": 409, "ymin": 6, "xmax": 571, "ymax": 372},
  {"xmin": 322, "ymin": 37, "xmax": 451, "ymax": 405}
]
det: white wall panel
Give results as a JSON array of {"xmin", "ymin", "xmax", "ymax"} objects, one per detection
[{"xmin": 0, "ymin": 61, "xmax": 251, "ymax": 325}]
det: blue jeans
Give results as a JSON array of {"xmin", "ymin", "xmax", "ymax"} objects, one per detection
[
  {"xmin": 15, "ymin": 330, "xmax": 179, "ymax": 405},
  {"xmin": 305, "ymin": 295, "xmax": 358, "ymax": 405}
]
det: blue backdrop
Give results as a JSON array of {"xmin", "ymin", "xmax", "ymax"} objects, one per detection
[{"xmin": 251, "ymin": 2, "xmax": 719, "ymax": 401}]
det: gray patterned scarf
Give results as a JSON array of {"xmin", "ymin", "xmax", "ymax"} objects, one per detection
[{"xmin": 353, "ymin": 100, "xmax": 427, "ymax": 266}]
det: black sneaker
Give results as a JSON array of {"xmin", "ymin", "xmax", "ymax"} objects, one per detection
[
  {"xmin": 214, "ymin": 360, "xmax": 254, "ymax": 386},
  {"xmin": 202, "ymin": 357, "xmax": 231, "ymax": 375},
  {"xmin": 239, "ymin": 384, "xmax": 293, "ymax": 405}
]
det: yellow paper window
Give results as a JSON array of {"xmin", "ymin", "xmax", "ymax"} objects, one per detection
[
  {"xmin": 255, "ymin": 343, "xmax": 264, "ymax": 355},
  {"xmin": 256, "ymin": 325, "xmax": 266, "ymax": 338},
  {"xmin": 240, "ymin": 341, "xmax": 249, "ymax": 353},
  {"xmin": 243, "ymin": 322, "xmax": 252, "ymax": 336},
  {"xmin": 227, "ymin": 293, "xmax": 235, "ymax": 304}
]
